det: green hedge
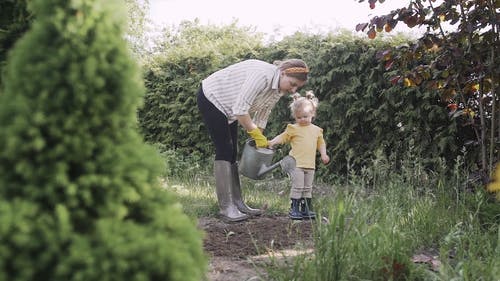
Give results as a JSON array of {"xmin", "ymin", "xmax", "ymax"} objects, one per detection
[
  {"xmin": 0, "ymin": 0, "xmax": 206, "ymax": 280},
  {"xmin": 140, "ymin": 29, "xmax": 460, "ymax": 180}
]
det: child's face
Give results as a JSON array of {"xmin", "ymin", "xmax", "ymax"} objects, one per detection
[{"xmin": 294, "ymin": 107, "xmax": 314, "ymax": 126}]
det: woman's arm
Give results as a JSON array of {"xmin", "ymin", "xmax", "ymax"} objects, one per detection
[
  {"xmin": 238, "ymin": 114, "xmax": 269, "ymax": 147},
  {"xmin": 236, "ymin": 114, "xmax": 258, "ymax": 131}
]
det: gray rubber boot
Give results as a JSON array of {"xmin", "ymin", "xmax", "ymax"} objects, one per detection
[
  {"xmin": 231, "ymin": 163, "xmax": 262, "ymax": 216},
  {"xmin": 214, "ymin": 160, "xmax": 249, "ymax": 222}
]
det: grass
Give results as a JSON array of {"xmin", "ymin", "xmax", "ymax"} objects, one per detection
[
  {"xmin": 160, "ymin": 151, "xmax": 500, "ymax": 281},
  {"xmin": 163, "ymin": 172, "xmax": 295, "ymax": 217}
]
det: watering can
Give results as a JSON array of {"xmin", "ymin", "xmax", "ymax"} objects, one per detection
[{"xmin": 239, "ymin": 139, "xmax": 296, "ymax": 180}]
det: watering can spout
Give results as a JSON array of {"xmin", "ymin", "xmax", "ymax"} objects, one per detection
[
  {"xmin": 239, "ymin": 139, "xmax": 296, "ymax": 180},
  {"xmin": 257, "ymin": 161, "xmax": 282, "ymax": 178}
]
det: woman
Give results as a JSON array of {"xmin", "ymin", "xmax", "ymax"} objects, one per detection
[{"xmin": 197, "ymin": 58, "xmax": 309, "ymax": 222}]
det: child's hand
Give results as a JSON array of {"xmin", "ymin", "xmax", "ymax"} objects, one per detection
[
  {"xmin": 321, "ymin": 154, "xmax": 330, "ymax": 164},
  {"xmin": 268, "ymin": 141, "xmax": 277, "ymax": 149},
  {"xmin": 268, "ymin": 136, "xmax": 283, "ymax": 149}
]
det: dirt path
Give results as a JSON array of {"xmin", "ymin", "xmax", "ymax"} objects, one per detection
[{"xmin": 198, "ymin": 215, "xmax": 315, "ymax": 281}]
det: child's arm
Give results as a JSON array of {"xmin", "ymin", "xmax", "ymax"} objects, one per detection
[
  {"xmin": 268, "ymin": 134, "xmax": 284, "ymax": 149},
  {"xmin": 318, "ymin": 143, "xmax": 330, "ymax": 164},
  {"xmin": 269, "ymin": 124, "xmax": 293, "ymax": 149}
]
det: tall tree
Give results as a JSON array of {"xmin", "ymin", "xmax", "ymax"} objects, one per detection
[
  {"xmin": 124, "ymin": 0, "xmax": 151, "ymax": 58},
  {"xmin": 0, "ymin": 0, "xmax": 150, "ymax": 81}
]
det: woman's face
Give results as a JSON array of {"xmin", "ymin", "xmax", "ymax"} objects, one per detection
[{"xmin": 279, "ymin": 74, "xmax": 306, "ymax": 95}]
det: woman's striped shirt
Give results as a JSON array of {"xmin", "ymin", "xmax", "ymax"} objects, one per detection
[{"xmin": 201, "ymin": 59, "xmax": 283, "ymax": 129}]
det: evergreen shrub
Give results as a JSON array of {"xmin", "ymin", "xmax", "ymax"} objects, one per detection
[{"xmin": 0, "ymin": 0, "xmax": 206, "ymax": 280}]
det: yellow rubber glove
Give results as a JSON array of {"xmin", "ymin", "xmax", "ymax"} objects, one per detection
[{"xmin": 247, "ymin": 128, "xmax": 268, "ymax": 148}]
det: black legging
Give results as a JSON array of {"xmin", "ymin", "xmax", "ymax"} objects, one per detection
[{"xmin": 197, "ymin": 87, "xmax": 238, "ymax": 163}]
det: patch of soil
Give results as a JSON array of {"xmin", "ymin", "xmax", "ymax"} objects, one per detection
[
  {"xmin": 200, "ymin": 215, "xmax": 314, "ymax": 257},
  {"xmin": 198, "ymin": 215, "xmax": 315, "ymax": 281}
]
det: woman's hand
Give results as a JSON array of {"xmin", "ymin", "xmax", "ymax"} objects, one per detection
[{"xmin": 247, "ymin": 128, "xmax": 268, "ymax": 148}]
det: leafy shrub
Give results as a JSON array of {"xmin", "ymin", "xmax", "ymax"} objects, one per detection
[
  {"xmin": 0, "ymin": 0, "xmax": 206, "ymax": 280},
  {"xmin": 141, "ymin": 27, "xmax": 461, "ymax": 181}
]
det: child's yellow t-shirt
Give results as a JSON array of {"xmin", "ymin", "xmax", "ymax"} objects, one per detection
[{"xmin": 278, "ymin": 123, "xmax": 325, "ymax": 169}]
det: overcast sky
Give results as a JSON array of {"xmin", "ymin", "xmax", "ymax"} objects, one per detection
[{"xmin": 148, "ymin": 0, "xmax": 423, "ymax": 38}]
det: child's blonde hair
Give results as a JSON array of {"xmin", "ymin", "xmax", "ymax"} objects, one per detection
[{"xmin": 290, "ymin": 90, "xmax": 319, "ymax": 118}]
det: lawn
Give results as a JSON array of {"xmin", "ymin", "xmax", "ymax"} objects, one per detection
[{"xmin": 163, "ymin": 155, "xmax": 500, "ymax": 281}]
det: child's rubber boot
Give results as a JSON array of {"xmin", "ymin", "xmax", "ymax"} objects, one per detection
[
  {"xmin": 289, "ymin": 199, "xmax": 303, "ymax": 220},
  {"xmin": 301, "ymin": 197, "xmax": 316, "ymax": 220}
]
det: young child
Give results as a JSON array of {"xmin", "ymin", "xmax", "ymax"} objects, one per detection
[{"xmin": 268, "ymin": 91, "xmax": 330, "ymax": 220}]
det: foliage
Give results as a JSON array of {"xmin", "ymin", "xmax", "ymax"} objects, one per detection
[
  {"xmin": 0, "ymin": 0, "xmax": 206, "ymax": 280},
  {"xmin": 356, "ymin": 0, "xmax": 500, "ymax": 189},
  {"xmin": 0, "ymin": 0, "xmax": 32, "ymax": 85},
  {"xmin": 150, "ymin": 19, "xmax": 265, "ymax": 59}
]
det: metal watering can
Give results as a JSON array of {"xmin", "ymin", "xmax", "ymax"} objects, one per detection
[{"xmin": 239, "ymin": 139, "xmax": 296, "ymax": 180}]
